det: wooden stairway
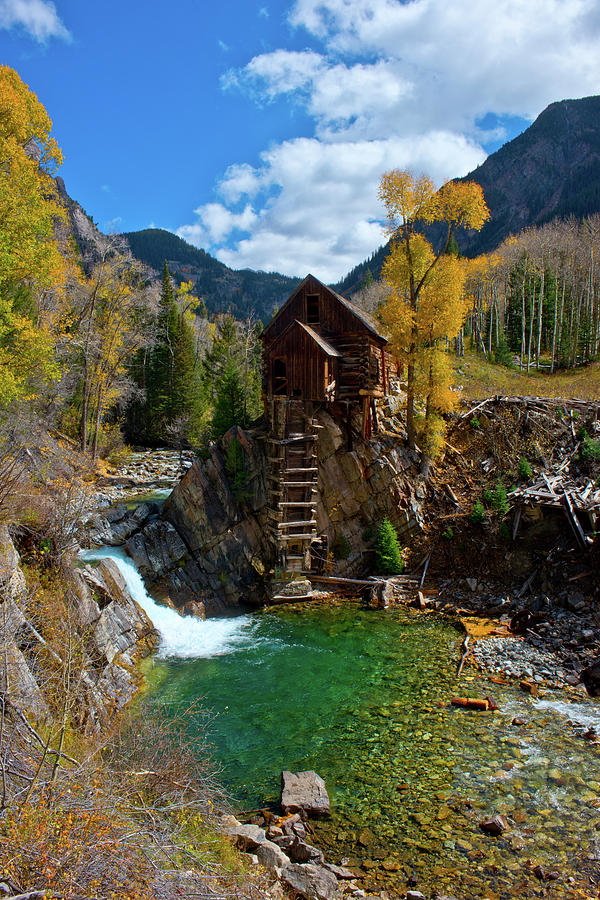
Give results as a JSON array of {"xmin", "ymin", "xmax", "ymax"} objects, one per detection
[{"xmin": 266, "ymin": 398, "xmax": 319, "ymax": 572}]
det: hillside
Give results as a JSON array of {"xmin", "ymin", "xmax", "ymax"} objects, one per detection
[
  {"xmin": 124, "ymin": 228, "xmax": 301, "ymax": 322},
  {"xmin": 335, "ymin": 94, "xmax": 600, "ymax": 294}
]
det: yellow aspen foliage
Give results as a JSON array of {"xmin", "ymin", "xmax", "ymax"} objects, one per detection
[
  {"xmin": 378, "ymin": 169, "xmax": 489, "ymax": 455},
  {"xmin": 0, "ymin": 66, "xmax": 66, "ymax": 410},
  {"xmin": 0, "ymin": 66, "xmax": 65, "ymax": 294}
]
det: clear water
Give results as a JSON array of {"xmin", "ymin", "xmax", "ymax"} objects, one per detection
[{"xmin": 88, "ymin": 547, "xmax": 600, "ymax": 898}]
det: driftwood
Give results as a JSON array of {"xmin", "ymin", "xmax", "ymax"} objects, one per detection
[{"xmin": 451, "ymin": 697, "xmax": 496, "ymax": 711}]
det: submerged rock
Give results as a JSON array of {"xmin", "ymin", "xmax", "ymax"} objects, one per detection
[{"xmin": 480, "ymin": 814, "xmax": 508, "ymax": 835}]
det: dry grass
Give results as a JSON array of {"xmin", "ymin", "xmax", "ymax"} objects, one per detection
[{"xmin": 454, "ymin": 348, "xmax": 600, "ymax": 401}]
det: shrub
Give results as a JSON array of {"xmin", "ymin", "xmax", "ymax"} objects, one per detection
[
  {"xmin": 362, "ymin": 524, "xmax": 376, "ymax": 542},
  {"xmin": 224, "ymin": 436, "xmax": 249, "ymax": 503},
  {"xmin": 494, "ymin": 336, "xmax": 514, "ymax": 368},
  {"xmin": 498, "ymin": 521, "xmax": 511, "ymax": 541},
  {"xmin": 517, "ymin": 457, "xmax": 532, "ymax": 480},
  {"xmin": 491, "ymin": 482, "xmax": 509, "ymax": 517},
  {"xmin": 374, "ymin": 518, "xmax": 404, "ymax": 574},
  {"xmin": 331, "ymin": 532, "xmax": 351, "ymax": 560},
  {"xmin": 469, "ymin": 501, "xmax": 485, "ymax": 524},
  {"xmin": 581, "ymin": 434, "xmax": 600, "ymax": 464},
  {"xmin": 442, "ymin": 526, "xmax": 454, "ymax": 540},
  {"xmin": 470, "ymin": 417, "xmax": 481, "ymax": 430},
  {"xmin": 482, "ymin": 488, "xmax": 493, "ymax": 507}
]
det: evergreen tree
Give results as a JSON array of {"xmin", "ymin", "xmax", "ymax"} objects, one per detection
[
  {"xmin": 211, "ymin": 361, "xmax": 246, "ymax": 439},
  {"xmin": 126, "ymin": 262, "xmax": 205, "ymax": 444},
  {"xmin": 374, "ymin": 518, "xmax": 404, "ymax": 575}
]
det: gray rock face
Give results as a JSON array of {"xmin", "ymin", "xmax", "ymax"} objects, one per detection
[
  {"xmin": 281, "ymin": 863, "xmax": 341, "ymax": 900},
  {"xmin": 131, "ymin": 410, "xmax": 423, "ymax": 612},
  {"xmin": 1, "ymin": 524, "xmax": 157, "ymax": 729},
  {"xmin": 281, "ymin": 770, "xmax": 330, "ymax": 818}
]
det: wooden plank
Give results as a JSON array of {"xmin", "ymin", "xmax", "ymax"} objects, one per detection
[
  {"xmin": 561, "ymin": 491, "xmax": 588, "ymax": 551},
  {"xmin": 278, "ymin": 501, "xmax": 318, "ymax": 507},
  {"xmin": 278, "ymin": 520, "xmax": 317, "ymax": 528},
  {"xmin": 279, "ymin": 533, "xmax": 317, "ymax": 541}
]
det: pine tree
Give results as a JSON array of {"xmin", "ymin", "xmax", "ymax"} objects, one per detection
[
  {"xmin": 374, "ymin": 518, "xmax": 404, "ymax": 575},
  {"xmin": 211, "ymin": 362, "xmax": 246, "ymax": 439}
]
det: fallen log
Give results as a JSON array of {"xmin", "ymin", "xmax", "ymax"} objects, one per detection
[{"xmin": 450, "ymin": 697, "xmax": 490, "ymax": 711}]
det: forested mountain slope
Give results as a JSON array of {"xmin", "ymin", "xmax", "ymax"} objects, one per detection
[
  {"xmin": 124, "ymin": 228, "xmax": 300, "ymax": 322},
  {"xmin": 336, "ymin": 94, "xmax": 600, "ymax": 295}
]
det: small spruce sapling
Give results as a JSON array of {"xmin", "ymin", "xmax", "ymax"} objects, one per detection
[
  {"xmin": 491, "ymin": 482, "xmax": 509, "ymax": 517},
  {"xmin": 517, "ymin": 457, "xmax": 532, "ymax": 480},
  {"xmin": 469, "ymin": 501, "xmax": 485, "ymax": 524},
  {"xmin": 374, "ymin": 518, "xmax": 404, "ymax": 574}
]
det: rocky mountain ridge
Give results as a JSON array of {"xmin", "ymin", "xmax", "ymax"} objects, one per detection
[{"xmin": 335, "ymin": 94, "xmax": 600, "ymax": 294}]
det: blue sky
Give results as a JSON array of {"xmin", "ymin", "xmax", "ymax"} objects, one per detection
[{"xmin": 2, "ymin": 0, "xmax": 600, "ymax": 281}]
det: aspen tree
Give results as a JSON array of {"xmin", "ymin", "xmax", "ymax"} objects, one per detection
[{"xmin": 378, "ymin": 170, "xmax": 489, "ymax": 452}]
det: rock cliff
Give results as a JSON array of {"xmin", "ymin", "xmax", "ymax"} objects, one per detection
[
  {"xmin": 0, "ymin": 526, "xmax": 158, "ymax": 732},
  {"xmin": 125, "ymin": 409, "xmax": 424, "ymax": 615}
]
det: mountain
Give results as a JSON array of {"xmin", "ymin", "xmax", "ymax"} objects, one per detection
[
  {"xmin": 124, "ymin": 229, "xmax": 301, "ymax": 322},
  {"xmin": 455, "ymin": 94, "xmax": 600, "ymax": 256},
  {"xmin": 54, "ymin": 176, "xmax": 113, "ymax": 272},
  {"xmin": 53, "ymin": 176, "xmax": 301, "ymax": 323},
  {"xmin": 335, "ymin": 94, "xmax": 600, "ymax": 293}
]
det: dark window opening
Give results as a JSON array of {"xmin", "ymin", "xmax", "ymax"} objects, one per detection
[
  {"xmin": 306, "ymin": 294, "xmax": 320, "ymax": 324},
  {"xmin": 273, "ymin": 357, "xmax": 287, "ymax": 395}
]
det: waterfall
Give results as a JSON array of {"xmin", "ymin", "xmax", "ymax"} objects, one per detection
[{"xmin": 81, "ymin": 546, "xmax": 255, "ymax": 659}]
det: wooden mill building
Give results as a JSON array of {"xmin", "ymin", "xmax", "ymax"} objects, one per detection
[{"xmin": 261, "ymin": 274, "xmax": 399, "ymax": 572}]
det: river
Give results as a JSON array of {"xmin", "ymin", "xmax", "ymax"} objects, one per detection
[{"xmin": 82, "ymin": 542, "xmax": 600, "ymax": 899}]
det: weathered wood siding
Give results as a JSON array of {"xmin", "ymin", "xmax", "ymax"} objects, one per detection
[
  {"xmin": 266, "ymin": 323, "xmax": 337, "ymax": 401},
  {"xmin": 262, "ymin": 274, "xmax": 395, "ymax": 403}
]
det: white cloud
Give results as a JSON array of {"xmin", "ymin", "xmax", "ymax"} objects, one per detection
[
  {"xmin": 178, "ymin": 202, "xmax": 258, "ymax": 247},
  {"xmin": 289, "ymin": 0, "xmax": 600, "ymax": 122},
  {"xmin": 179, "ymin": 133, "xmax": 484, "ymax": 282},
  {"xmin": 105, "ymin": 216, "xmax": 123, "ymax": 233},
  {"xmin": 180, "ymin": 0, "xmax": 600, "ymax": 280},
  {"xmin": 259, "ymin": 6, "xmax": 269, "ymax": 18},
  {"xmin": 0, "ymin": 0, "xmax": 70, "ymax": 42}
]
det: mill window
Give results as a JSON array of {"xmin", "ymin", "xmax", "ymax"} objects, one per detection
[{"xmin": 306, "ymin": 294, "xmax": 320, "ymax": 324}]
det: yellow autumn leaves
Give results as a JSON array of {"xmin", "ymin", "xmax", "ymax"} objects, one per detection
[
  {"xmin": 0, "ymin": 65, "xmax": 66, "ymax": 410},
  {"xmin": 378, "ymin": 169, "xmax": 489, "ymax": 457}
]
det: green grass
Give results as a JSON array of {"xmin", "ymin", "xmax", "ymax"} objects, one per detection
[{"xmin": 455, "ymin": 349, "xmax": 600, "ymax": 400}]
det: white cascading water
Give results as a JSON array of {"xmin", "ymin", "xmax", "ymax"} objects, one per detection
[{"xmin": 80, "ymin": 546, "xmax": 255, "ymax": 659}]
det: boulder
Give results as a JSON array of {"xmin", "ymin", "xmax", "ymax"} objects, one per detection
[
  {"xmin": 281, "ymin": 863, "xmax": 341, "ymax": 900},
  {"xmin": 480, "ymin": 814, "xmax": 508, "ymax": 835},
  {"xmin": 224, "ymin": 824, "xmax": 266, "ymax": 851},
  {"xmin": 287, "ymin": 837, "xmax": 324, "ymax": 864},
  {"xmin": 255, "ymin": 839, "xmax": 290, "ymax": 871},
  {"xmin": 281, "ymin": 770, "xmax": 330, "ymax": 818},
  {"xmin": 580, "ymin": 657, "xmax": 600, "ymax": 696}
]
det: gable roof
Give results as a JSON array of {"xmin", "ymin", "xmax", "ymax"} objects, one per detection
[
  {"xmin": 262, "ymin": 274, "xmax": 388, "ymax": 343},
  {"xmin": 327, "ymin": 285, "xmax": 388, "ymax": 342},
  {"xmin": 296, "ymin": 321, "xmax": 343, "ymax": 356},
  {"xmin": 272, "ymin": 319, "xmax": 343, "ymax": 357}
]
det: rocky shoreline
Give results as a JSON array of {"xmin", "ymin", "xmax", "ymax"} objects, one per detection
[{"xmin": 399, "ymin": 574, "xmax": 599, "ymax": 697}]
